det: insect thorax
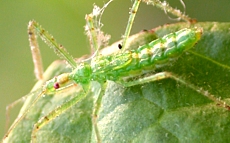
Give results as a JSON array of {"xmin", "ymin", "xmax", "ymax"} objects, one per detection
[{"xmin": 70, "ymin": 62, "xmax": 92, "ymax": 84}]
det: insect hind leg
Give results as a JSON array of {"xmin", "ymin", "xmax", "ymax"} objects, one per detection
[{"xmin": 121, "ymin": 72, "xmax": 230, "ymax": 110}]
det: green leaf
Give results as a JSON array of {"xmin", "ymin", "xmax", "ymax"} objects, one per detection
[{"xmin": 4, "ymin": 22, "xmax": 230, "ymax": 143}]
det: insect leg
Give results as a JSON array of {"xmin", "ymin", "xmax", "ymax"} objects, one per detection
[
  {"xmin": 31, "ymin": 84, "xmax": 90, "ymax": 143},
  {"xmin": 3, "ymin": 89, "xmax": 45, "ymax": 141},
  {"xmin": 121, "ymin": 72, "xmax": 230, "ymax": 110},
  {"xmin": 85, "ymin": 14, "xmax": 99, "ymax": 56},
  {"xmin": 121, "ymin": 0, "xmax": 141, "ymax": 51},
  {"xmin": 143, "ymin": 0, "xmax": 195, "ymax": 23},
  {"xmin": 28, "ymin": 21, "xmax": 44, "ymax": 80},
  {"xmin": 92, "ymin": 82, "xmax": 107, "ymax": 143},
  {"xmin": 84, "ymin": 0, "xmax": 112, "ymax": 59},
  {"xmin": 5, "ymin": 93, "xmax": 31, "ymax": 132},
  {"xmin": 28, "ymin": 21, "xmax": 77, "ymax": 80},
  {"xmin": 4, "ymin": 60, "xmax": 71, "ymax": 141},
  {"xmin": 121, "ymin": 0, "xmax": 194, "ymax": 51}
]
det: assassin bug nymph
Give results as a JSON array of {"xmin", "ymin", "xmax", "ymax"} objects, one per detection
[{"xmin": 3, "ymin": 0, "xmax": 230, "ymax": 143}]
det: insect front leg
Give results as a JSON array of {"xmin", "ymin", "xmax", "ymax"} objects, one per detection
[
  {"xmin": 28, "ymin": 21, "xmax": 77, "ymax": 80},
  {"xmin": 31, "ymin": 84, "xmax": 90, "ymax": 143},
  {"xmin": 28, "ymin": 21, "xmax": 44, "ymax": 80},
  {"xmin": 121, "ymin": 72, "xmax": 230, "ymax": 110}
]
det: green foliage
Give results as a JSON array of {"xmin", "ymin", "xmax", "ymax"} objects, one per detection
[{"xmin": 4, "ymin": 22, "xmax": 230, "ymax": 143}]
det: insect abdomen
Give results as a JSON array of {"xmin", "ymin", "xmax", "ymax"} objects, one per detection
[
  {"xmin": 125, "ymin": 28, "xmax": 202, "ymax": 72},
  {"xmin": 91, "ymin": 28, "xmax": 202, "ymax": 81}
]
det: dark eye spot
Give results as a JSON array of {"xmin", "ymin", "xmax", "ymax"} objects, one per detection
[{"xmin": 54, "ymin": 82, "xmax": 60, "ymax": 89}]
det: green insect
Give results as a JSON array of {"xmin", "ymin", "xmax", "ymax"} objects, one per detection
[{"xmin": 3, "ymin": 0, "xmax": 230, "ymax": 143}]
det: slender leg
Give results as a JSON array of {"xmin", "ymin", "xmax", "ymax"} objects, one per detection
[
  {"xmin": 92, "ymin": 82, "xmax": 107, "ymax": 143},
  {"xmin": 4, "ymin": 60, "xmax": 70, "ymax": 135},
  {"xmin": 121, "ymin": 0, "xmax": 195, "ymax": 52},
  {"xmin": 121, "ymin": 72, "xmax": 230, "ymax": 110},
  {"xmin": 122, "ymin": 0, "xmax": 141, "ymax": 51},
  {"xmin": 144, "ymin": 0, "xmax": 195, "ymax": 23},
  {"xmin": 28, "ymin": 22, "xmax": 44, "ymax": 80},
  {"xmin": 3, "ymin": 89, "xmax": 45, "ymax": 140},
  {"xmin": 84, "ymin": 0, "xmax": 113, "ymax": 59},
  {"xmin": 31, "ymin": 84, "xmax": 90, "ymax": 143},
  {"xmin": 5, "ymin": 92, "xmax": 33, "ymax": 132},
  {"xmin": 28, "ymin": 21, "xmax": 77, "ymax": 80},
  {"xmin": 85, "ymin": 14, "xmax": 99, "ymax": 55},
  {"xmin": 3, "ymin": 83, "xmax": 77, "ymax": 141}
]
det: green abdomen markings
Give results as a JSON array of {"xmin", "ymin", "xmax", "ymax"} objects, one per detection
[{"xmin": 92, "ymin": 28, "xmax": 202, "ymax": 80}]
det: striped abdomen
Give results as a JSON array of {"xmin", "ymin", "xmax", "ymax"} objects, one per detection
[{"xmin": 91, "ymin": 28, "xmax": 202, "ymax": 81}]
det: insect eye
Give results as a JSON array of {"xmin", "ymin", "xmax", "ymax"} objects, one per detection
[{"xmin": 54, "ymin": 82, "xmax": 60, "ymax": 89}]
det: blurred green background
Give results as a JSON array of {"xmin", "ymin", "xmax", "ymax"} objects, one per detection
[{"xmin": 1, "ymin": 0, "xmax": 230, "ymax": 139}]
